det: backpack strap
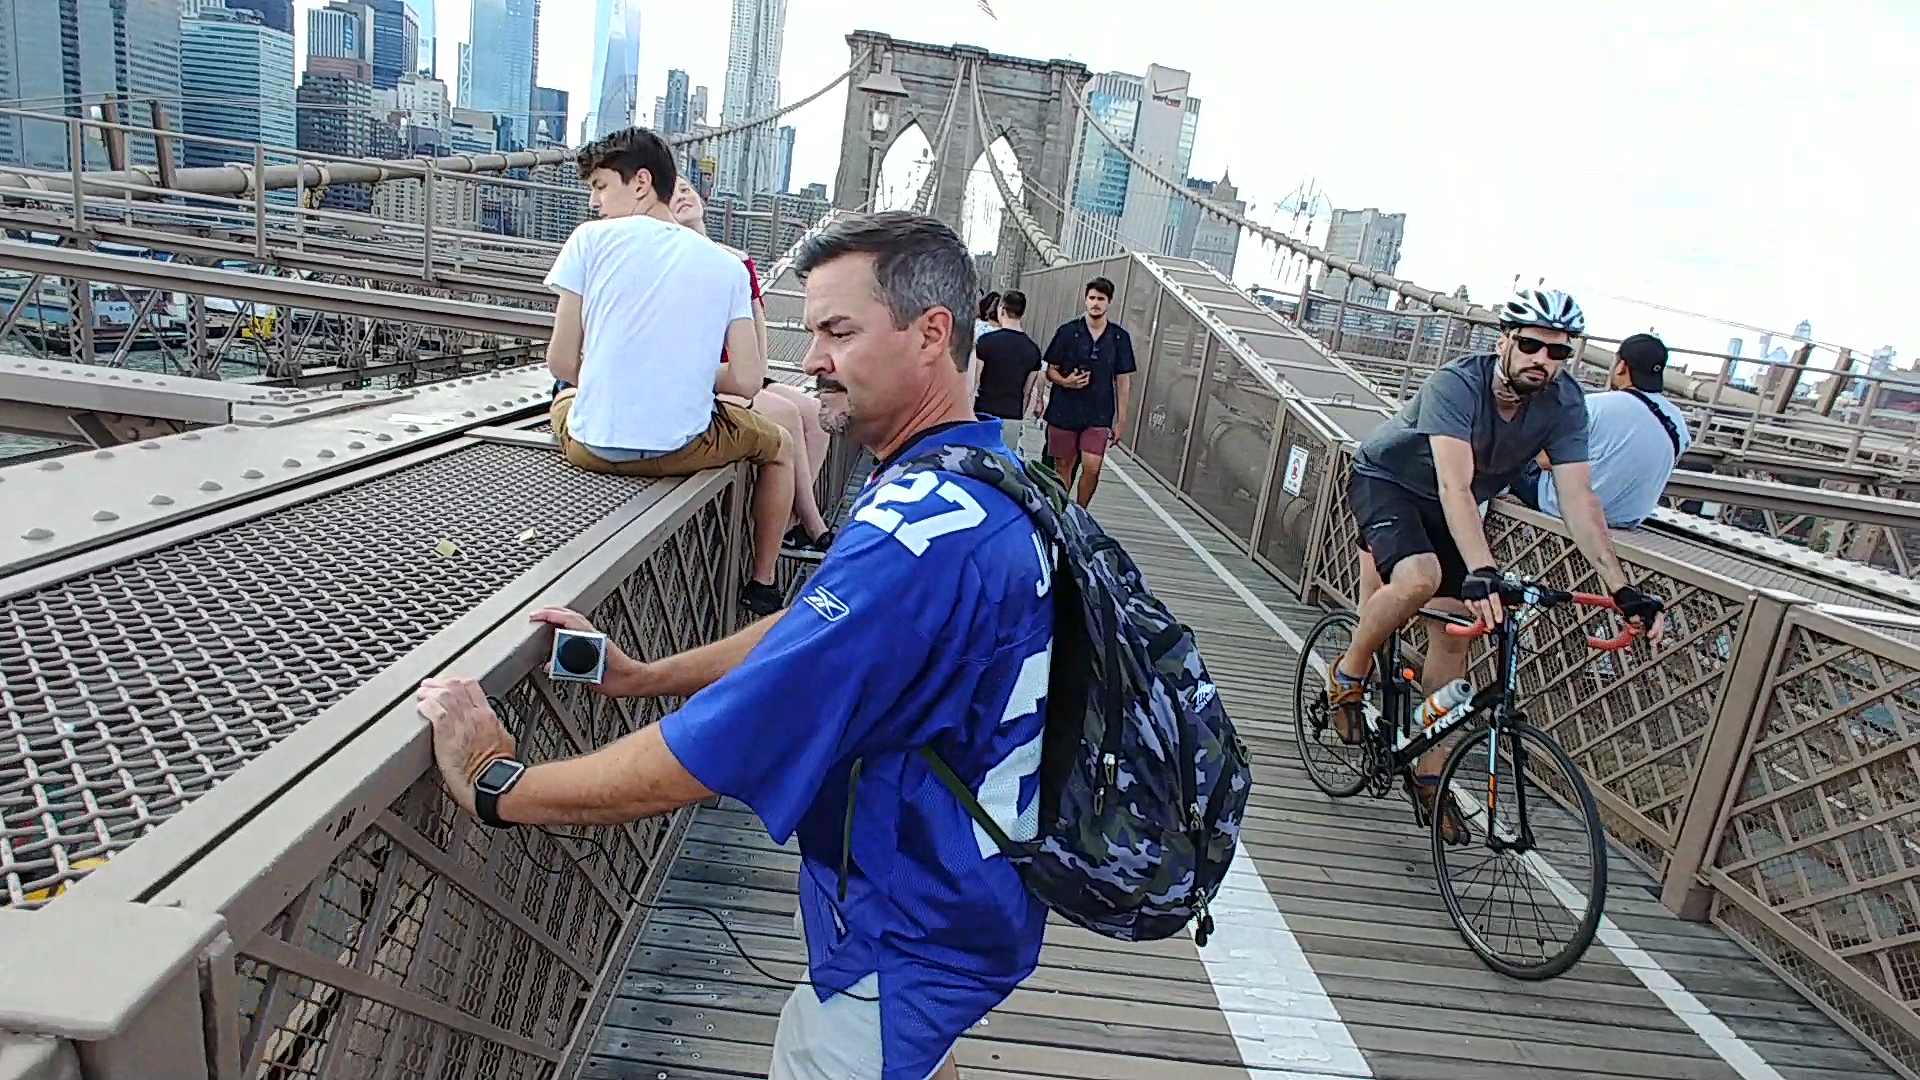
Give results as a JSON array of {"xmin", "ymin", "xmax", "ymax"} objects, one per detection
[
  {"xmin": 918, "ymin": 745, "xmax": 1019, "ymax": 856},
  {"xmin": 1622, "ymin": 388, "xmax": 1683, "ymax": 458}
]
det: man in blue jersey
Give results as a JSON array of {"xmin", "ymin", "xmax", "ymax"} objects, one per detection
[{"xmin": 416, "ymin": 211, "xmax": 1051, "ymax": 1080}]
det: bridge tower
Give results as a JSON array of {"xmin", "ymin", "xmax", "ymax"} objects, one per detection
[{"xmin": 834, "ymin": 32, "xmax": 1087, "ymax": 258}]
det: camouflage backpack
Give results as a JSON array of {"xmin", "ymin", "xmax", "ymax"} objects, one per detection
[{"xmin": 886, "ymin": 444, "xmax": 1252, "ymax": 946}]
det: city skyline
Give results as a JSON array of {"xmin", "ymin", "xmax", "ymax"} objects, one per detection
[
  {"xmin": 439, "ymin": 0, "xmax": 1908, "ymax": 370},
  {"xmin": 21, "ymin": 0, "xmax": 1907, "ymax": 366}
]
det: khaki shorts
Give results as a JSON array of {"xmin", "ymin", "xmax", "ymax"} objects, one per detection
[{"xmin": 550, "ymin": 388, "xmax": 784, "ymax": 476}]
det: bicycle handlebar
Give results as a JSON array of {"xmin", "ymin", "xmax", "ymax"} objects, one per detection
[{"xmin": 1441, "ymin": 588, "xmax": 1644, "ymax": 652}]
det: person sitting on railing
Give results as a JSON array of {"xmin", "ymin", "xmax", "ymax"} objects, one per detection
[
  {"xmin": 1326, "ymin": 288, "xmax": 1667, "ymax": 842},
  {"xmin": 665, "ymin": 175, "xmax": 835, "ymax": 562},
  {"xmin": 542, "ymin": 127, "xmax": 796, "ymax": 618},
  {"xmin": 1508, "ymin": 333, "xmax": 1692, "ymax": 530},
  {"xmin": 417, "ymin": 211, "xmax": 1048, "ymax": 1080}
]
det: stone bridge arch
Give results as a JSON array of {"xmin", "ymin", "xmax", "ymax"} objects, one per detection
[{"xmin": 835, "ymin": 32, "xmax": 1088, "ymax": 257}]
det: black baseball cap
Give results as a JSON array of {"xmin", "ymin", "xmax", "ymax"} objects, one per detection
[{"xmin": 1618, "ymin": 334, "xmax": 1668, "ymax": 391}]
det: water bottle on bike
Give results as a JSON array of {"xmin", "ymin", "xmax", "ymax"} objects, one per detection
[{"xmin": 1418, "ymin": 680, "xmax": 1474, "ymax": 731}]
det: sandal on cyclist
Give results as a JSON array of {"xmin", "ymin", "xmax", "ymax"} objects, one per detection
[
  {"xmin": 1407, "ymin": 773, "xmax": 1471, "ymax": 846},
  {"xmin": 1323, "ymin": 661, "xmax": 1370, "ymax": 745}
]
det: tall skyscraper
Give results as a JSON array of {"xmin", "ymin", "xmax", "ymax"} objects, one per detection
[
  {"xmin": 402, "ymin": 0, "xmax": 434, "ymax": 76},
  {"xmin": 298, "ymin": 56, "xmax": 374, "ymax": 209},
  {"xmin": 658, "ymin": 69, "xmax": 690, "ymax": 136},
  {"xmin": 775, "ymin": 124, "xmax": 795, "ymax": 193},
  {"xmin": 223, "ymin": 0, "xmax": 293, "ymax": 32},
  {"xmin": 1174, "ymin": 171, "xmax": 1242, "ymax": 277},
  {"xmin": 181, "ymin": 6, "xmax": 296, "ymax": 167},
  {"xmin": 1063, "ymin": 64, "xmax": 1201, "ymax": 260},
  {"xmin": 690, "ymin": 85, "xmax": 708, "ymax": 126},
  {"xmin": 1320, "ymin": 208, "xmax": 1405, "ymax": 307},
  {"xmin": 308, "ymin": 1, "xmax": 374, "ymax": 65},
  {"xmin": 530, "ymin": 85, "xmax": 567, "ymax": 146},
  {"xmin": 584, "ymin": 0, "xmax": 638, "ymax": 139},
  {"xmin": 466, "ymin": 0, "xmax": 539, "ymax": 149},
  {"xmin": 715, "ymin": 0, "xmax": 786, "ymax": 197},
  {"xmin": 0, "ymin": 0, "xmax": 182, "ymax": 170},
  {"xmin": 365, "ymin": 0, "xmax": 419, "ymax": 90},
  {"xmin": 456, "ymin": 41, "xmax": 470, "ymax": 107}
]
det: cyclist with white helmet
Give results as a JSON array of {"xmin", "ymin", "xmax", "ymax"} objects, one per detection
[{"xmin": 1325, "ymin": 289, "xmax": 1665, "ymax": 841}]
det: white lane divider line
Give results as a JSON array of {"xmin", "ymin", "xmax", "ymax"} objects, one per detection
[
  {"xmin": 1106, "ymin": 459, "xmax": 1370, "ymax": 1078},
  {"xmin": 1107, "ymin": 456, "xmax": 1785, "ymax": 1080}
]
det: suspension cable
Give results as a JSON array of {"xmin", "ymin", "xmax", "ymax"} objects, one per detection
[
  {"xmin": 671, "ymin": 50, "xmax": 868, "ymax": 149},
  {"xmin": 1066, "ymin": 82, "xmax": 1489, "ymax": 322},
  {"xmin": 910, "ymin": 59, "xmax": 972, "ymax": 215},
  {"xmin": 968, "ymin": 72, "xmax": 1063, "ymax": 268}
]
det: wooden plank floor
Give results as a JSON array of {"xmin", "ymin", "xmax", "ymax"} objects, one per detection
[{"xmin": 581, "ymin": 449, "xmax": 1897, "ymax": 1080}]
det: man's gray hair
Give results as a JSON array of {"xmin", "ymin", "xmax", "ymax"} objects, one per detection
[{"xmin": 794, "ymin": 211, "xmax": 977, "ymax": 371}]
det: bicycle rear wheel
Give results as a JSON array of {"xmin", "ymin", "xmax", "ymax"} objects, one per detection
[
  {"xmin": 1432, "ymin": 718, "xmax": 1607, "ymax": 980},
  {"xmin": 1291, "ymin": 611, "xmax": 1374, "ymax": 799}
]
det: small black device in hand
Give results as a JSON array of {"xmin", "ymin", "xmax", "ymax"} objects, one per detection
[{"xmin": 548, "ymin": 629, "xmax": 609, "ymax": 684}]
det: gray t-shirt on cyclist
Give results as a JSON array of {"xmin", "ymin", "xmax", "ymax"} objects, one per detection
[{"xmin": 1352, "ymin": 352, "xmax": 1589, "ymax": 504}]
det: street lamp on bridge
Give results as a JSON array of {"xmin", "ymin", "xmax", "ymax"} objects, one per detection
[{"xmin": 856, "ymin": 54, "xmax": 910, "ymax": 211}]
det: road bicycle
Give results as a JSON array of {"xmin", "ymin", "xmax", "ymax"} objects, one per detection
[{"xmin": 1292, "ymin": 575, "xmax": 1641, "ymax": 980}]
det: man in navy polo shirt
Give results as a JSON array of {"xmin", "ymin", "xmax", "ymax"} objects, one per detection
[
  {"xmin": 416, "ymin": 211, "xmax": 1052, "ymax": 1080},
  {"xmin": 1041, "ymin": 276, "xmax": 1136, "ymax": 507}
]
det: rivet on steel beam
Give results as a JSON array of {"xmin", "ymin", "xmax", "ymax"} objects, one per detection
[
  {"xmin": 131, "ymin": 377, "xmax": 144, "ymax": 384},
  {"xmin": 463, "ymin": 411, "xmax": 476, "ymax": 417},
  {"xmin": 22, "ymin": 528, "xmax": 53, "ymax": 541},
  {"xmin": 376, "ymin": 433, "xmax": 393, "ymax": 442},
  {"xmin": 200, "ymin": 480, "xmax": 222, "ymax": 491},
  {"xmin": 485, "ymin": 405, "xmax": 498, "ymax": 412},
  {"xmin": 94, "ymin": 450, "xmax": 113, "ymax": 459},
  {"xmin": 93, "ymin": 510, "xmax": 118, "ymax": 522},
  {"xmin": 242, "ymin": 468, "xmax": 264, "ymax": 479},
  {"xmin": 140, "ymin": 441, "xmax": 159, "ymax": 449},
  {"xmin": 318, "ymin": 448, "xmax": 336, "ymax": 459},
  {"xmin": 84, "ymin": 371, "xmax": 97, "ymax": 378},
  {"xmin": 258, "ymin": 414, "xmax": 275, "ymax": 421},
  {"xmin": 183, "ymin": 432, "xmax": 201, "ymax": 441},
  {"xmin": 37, "ymin": 461, "xmax": 62, "ymax": 471},
  {"xmin": 150, "ymin": 494, "xmax": 174, "ymax": 506},
  {"xmin": 294, "ymin": 407, "xmax": 311, "ymax": 414},
  {"xmin": 404, "ymin": 424, "xmax": 421, "ymax": 433},
  {"xmin": 283, "ymin": 458, "xmax": 301, "ymax": 468},
  {"xmin": 348, "ymin": 440, "xmax": 366, "ymax": 449},
  {"xmin": 108, "ymin": 374, "xmax": 120, "ymax": 381},
  {"xmin": 224, "ymin": 425, "xmax": 239, "ymax": 433}
]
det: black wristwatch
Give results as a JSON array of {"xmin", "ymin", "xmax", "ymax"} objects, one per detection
[{"xmin": 473, "ymin": 758, "xmax": 528, "ymax": 829}]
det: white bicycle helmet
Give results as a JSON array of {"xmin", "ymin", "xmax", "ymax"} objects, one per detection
[{"xmin": 1499, "ymin": 288, "xmax": 1586, "ymax": 336}]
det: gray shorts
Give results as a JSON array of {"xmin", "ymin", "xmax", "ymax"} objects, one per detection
[{"xmin": 770, "ymin": 911, "xmax": 955, "ymax": 1080}]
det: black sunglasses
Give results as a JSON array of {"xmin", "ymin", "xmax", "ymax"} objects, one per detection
[{"xmin": 1512, "ymin": 336, "xmax": 1576, "ymax": 362}]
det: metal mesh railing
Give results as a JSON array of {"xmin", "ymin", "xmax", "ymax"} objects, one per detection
[
  {"xmin": 1, "ymin": 443, "xmax": 643, "ymax": 906},
  {"xmin": 227, "ymin": 490, "xmax": 735, "ymax": 1079}
]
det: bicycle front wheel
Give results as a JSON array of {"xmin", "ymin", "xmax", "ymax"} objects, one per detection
[
  {"xmin": 1291, "ymin": 611, "xmax": 1372, "ymax": 799},
  {"xmin": 1432, "ymin": 718, "xmax": 1607, "ymax": 980}
]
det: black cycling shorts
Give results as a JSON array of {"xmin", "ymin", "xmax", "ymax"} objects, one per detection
[{"xmin": 1348, "ymin": 472, "xmax": 1469, "ymax": 599}]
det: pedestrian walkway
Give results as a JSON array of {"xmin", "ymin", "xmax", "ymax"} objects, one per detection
[{"xmin": 578, "ymin": 450, "xmax": 1897, "ymax": 1080}]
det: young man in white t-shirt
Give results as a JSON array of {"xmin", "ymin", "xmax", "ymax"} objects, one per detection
[{"xmin": 543, "ymin": 127, "xmax": 795, "ymax": 616}]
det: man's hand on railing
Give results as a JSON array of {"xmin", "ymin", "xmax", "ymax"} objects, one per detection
[
  {"xmin": 530, "ymin": 607, "xmax": 660, "ymax": 697},
  {"xmin": 417, "ymin": 676, "xmax": 516, "ymax": 816}
]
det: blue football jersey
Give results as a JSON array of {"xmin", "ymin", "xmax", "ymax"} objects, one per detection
[{"xmin": 659, "ymin": 419, "xmax": 1053, "ymax": 1077}]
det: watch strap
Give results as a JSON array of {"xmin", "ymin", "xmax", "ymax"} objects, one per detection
[{"xmin": 473, "ymin": 758, "xmax": 525, "ymax": 829}]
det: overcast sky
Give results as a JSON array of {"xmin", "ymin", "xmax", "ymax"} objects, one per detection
[{"xmin": 297, "ymin": 0, "xmax": 1918, "ymax": 370}]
